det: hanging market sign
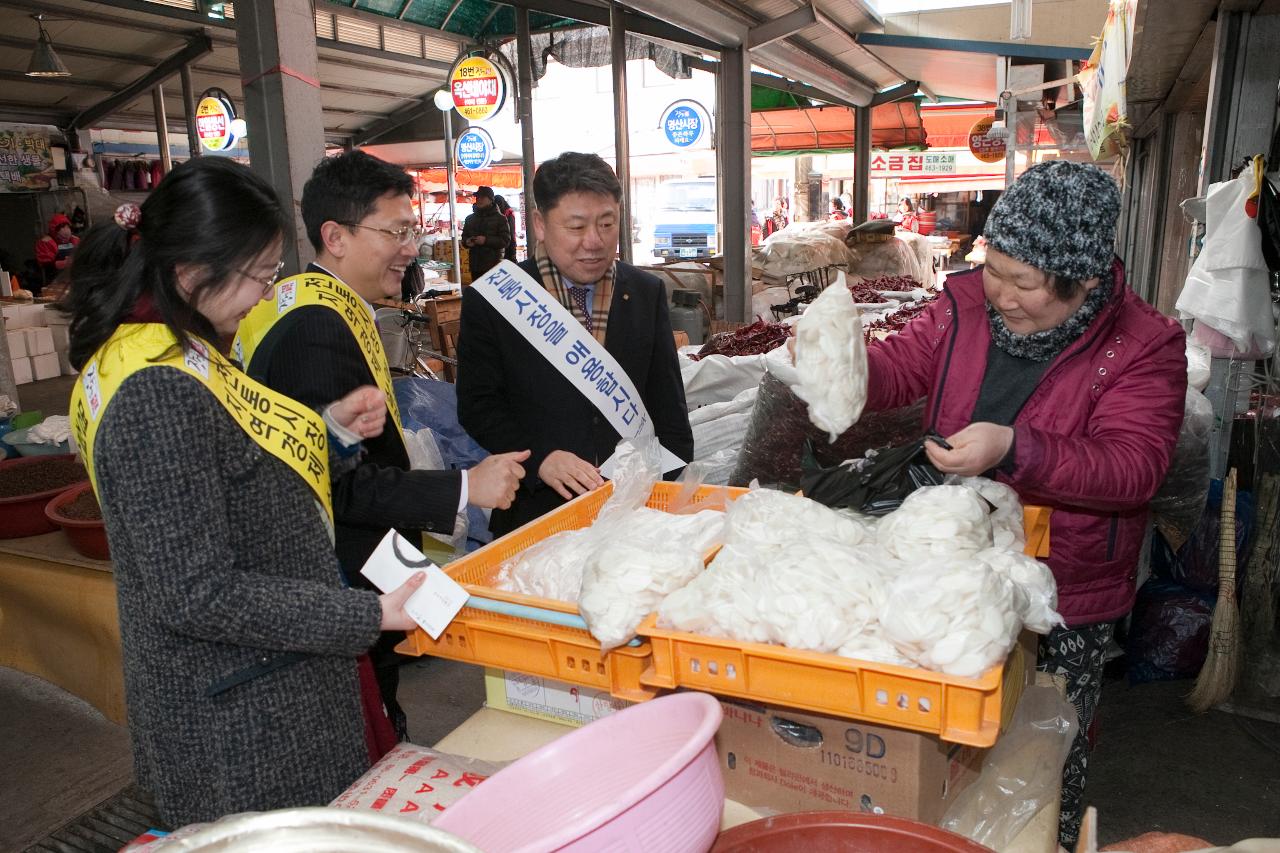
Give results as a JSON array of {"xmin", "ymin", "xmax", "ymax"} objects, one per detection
[
  {"xmin": 660, "ymin": 100, "xmax": 710, "ymax": 148},
  {"xmin": 0, "ymin": 124, "xmax": 56, "ymax": 192},
  {"xmin": 456, "ymin": 127, "xmax": 496, "ymax": 171},
  {"xmin": 449, "ymin": 56, "xmax": 506, "ymax": 123},
  {"xmin": 1080, "ymin": 0, "xmax": 1133, "ymax": 160},
  {"xmin": 967, "ymin": 117, "xmax": 1007, "ymax": 164},
  {"xmin": 869, "ymin": 151, "xmax": 958, "ymax": 178},
  {"xmin": 195, "ymin": 89, "xmax": 239, "ymax": 152}
]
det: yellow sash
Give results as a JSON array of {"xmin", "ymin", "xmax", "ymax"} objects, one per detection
[
  {"xmin": 233, "ymin": 272, "xmax": 405, "ymax": 441},
  {"xmin": 71, "ymin": 323, "xmax": 333, "ymax": 526}
]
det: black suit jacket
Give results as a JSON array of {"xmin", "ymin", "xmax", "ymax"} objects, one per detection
[
  {"xmin": 457, "ymin": 259, "xmax": 694, "ymax": 535},
  {"xmin": 245, "ymin": 265, "xmax": 462, "ymax": 582}
]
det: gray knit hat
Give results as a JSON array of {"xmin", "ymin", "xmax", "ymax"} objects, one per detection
[{"xmin": 984, "ymin": 160, "xmax": 1120, "ymax": 281}]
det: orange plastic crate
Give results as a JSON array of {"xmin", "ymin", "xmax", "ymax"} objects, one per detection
[
  {"xmin": 634, "ymin": 505, "xmax": 1052, "ymax": 747},
  {"xmin": 396, "ymin": 482, "xmax": 749, "ymax": 701}
]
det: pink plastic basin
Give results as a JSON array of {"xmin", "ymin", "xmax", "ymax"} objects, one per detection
[{"xmin": 434, "ymin": 692, "xmax": 724, "ymax": 852}]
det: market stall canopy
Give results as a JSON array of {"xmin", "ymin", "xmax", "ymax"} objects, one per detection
[
  {"xmin": 416, "ymin": 164, "xmax": 524, "ymax": 188},
  {"xmin": 852, "ymin": 33, "xmax": 1091, "ymax": 104},
  {"xmin": 752, "ymin": 100, "xmax": 925, "ymax": 154},
  {"xmin": 0, "ymin": 0, "xmax": 477, "ymax": 146}
]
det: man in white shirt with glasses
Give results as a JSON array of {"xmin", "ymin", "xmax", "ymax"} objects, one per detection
[{"xmin": 242, "ymin": 150, "xmax": 527, "ymax": 740}]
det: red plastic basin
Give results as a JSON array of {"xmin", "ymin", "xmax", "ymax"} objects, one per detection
[
  {"xmin": 0, "ymin": 454, "xmax": 88, "ymax": 539},
  {"xmin": 712, "ymin": 812, "xmax": 993, "ymax": 853},
  {"xmin": 45, "ymin": 481, "xmax": 110, "ymax": 560}
]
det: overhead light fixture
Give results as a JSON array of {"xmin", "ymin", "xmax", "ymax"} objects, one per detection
[
  {"xmin": 26, "ymin": 15, "xmax": 70, "ymax": 78},
  {"xmin": 1010, "ymin": 0, "xmax": 1032, "ymax": 40}
]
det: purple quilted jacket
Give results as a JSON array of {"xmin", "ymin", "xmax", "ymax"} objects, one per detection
[{"xmin": 866, "ymin": 260, "xmax": 1187, "ymax": 625}]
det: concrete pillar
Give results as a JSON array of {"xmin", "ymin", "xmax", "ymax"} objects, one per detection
[
  {"xmin": 854, "ymin": 106, "xmax": 870, "ymax": 222},
  {"xmin": 234, "ymin": 0, "xmax": 326, "ymax": 273},
  {"xmin": 716, "ymin": 46, "xmax": 751, "ymax": 323},
  {"xmin": 793, "ymin": 156, "xmax": 816, "ymax": 222}
]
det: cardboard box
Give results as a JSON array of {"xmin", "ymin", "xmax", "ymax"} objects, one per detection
[
  {"xmin": 32, "ymin": 352, "xmax": 61, "ymax": 381},
  {"xmin": 24, "ymin": 326, "xmax": 55, "ymax": 356},
  {"xmin": 6, "ymin": 329, "xmax": 27, "ymax": 360},
  {"xmin": 715, "ymin": 700, "xmax": 986, "ymax": 824},
  {"xmin": 22, "ymin": 304, "xmax": 46, "ymax": 327},
  {"xmin": 57, "ymin": 352, "xmax": 78, "ymax": 376},
  {"xmin": 11, "ymin": 356, "xmax": 32, "ymax": 385},
  {"xmin": 44, "ymin": 307, "xmax": 71, "ymax": 326},
  {"xmin": 50, "ymin": 324, "xmax": 70, "ymax": 352},
  {"xmin": 483, "ymin": 668, "xmax": 635, "ymax": 728}
]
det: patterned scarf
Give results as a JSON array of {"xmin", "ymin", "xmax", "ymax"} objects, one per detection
[
  {"xmin": 535, "ymin": 243, "xmax": 615, "ymax": 344},
  {"xmin": 987, "ymin": 268, "xmax": 1114, "ymax": 362}
]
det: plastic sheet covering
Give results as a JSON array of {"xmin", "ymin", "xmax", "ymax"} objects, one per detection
[
  {"xmin": 681, "ymin": 352, "xmax": 771, "ymax": 409},
  {"xmin": 394, "ymin": 378, "xmax": 492, "ymax": 549},
  {"xmin": 847, "ymin": 232, "xmax": 933, "ymax": 289},
  {"xmin": 753, "ymin": 227, "xmax": 854, "ymax": 277},
  {"xmin": 1151, "ymin": 388, "xmax": 1214, "ymax": 551},
  {"xmin": 690, "ymin": 386, "xmax": 757, "ymax": 483},
  {"xmin": 1151, "ymin": 479, "xmax": 1256, "ymax": 596},
  {"xmin": 940, "ymin": 686, "xmax": 1079, "ymax": 849}
]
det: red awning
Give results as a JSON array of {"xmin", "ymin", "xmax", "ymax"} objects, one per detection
[
  {"xmin": 413, "ymin": 164, "xmax": 523, "ymax": 189},
  {"xmin": 751, "ymin": 101, "xmax": 926, "ymax": 153}
]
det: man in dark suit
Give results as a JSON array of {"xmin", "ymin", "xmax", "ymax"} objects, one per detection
[
  {"xmin": 457, "ymin": 152, "xmax": 694, "ymax": 536},
  {"xmin": 244, "ymin": 150, "xmax": 529, "ymax": 737}
]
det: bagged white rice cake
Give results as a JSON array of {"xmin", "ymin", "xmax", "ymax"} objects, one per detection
[{"xmin": 792, "ymin": 280, "xmax": 868, "ymax": 441}]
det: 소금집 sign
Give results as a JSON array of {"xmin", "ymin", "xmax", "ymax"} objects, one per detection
[
  {"xmin": 660, "ymin": 100, "xmax": 709, "ymax": 148},
  {"xmin": 456, "ymin": 127, "xmax": 495, "ymax": 171},
  {"xmin": 967, "ymin": 116, "xmax": 1006, "ymax": 164},
  {"xmin": 0, "ymin": 124, "xmax": 56, "ymax": 192},
  {"xmin": 450, "ymin": 56, "xmax": 506, "ymax": 122},
  {"xmin": 869, "ymin": 151, "xmax": 957, "ymax": 178}
]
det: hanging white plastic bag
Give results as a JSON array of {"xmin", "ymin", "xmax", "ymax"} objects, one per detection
[{"xmin": 1175, "ymin": 168, "xmax": 1276, "ymax": 356}]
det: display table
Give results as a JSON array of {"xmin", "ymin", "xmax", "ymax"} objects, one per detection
[
  {"xmin": 0, "ymin": 533, "xmax": 124, "ymax": 724},
  {"xmin": 433, "ymin": 706, "xmax": 1061, "ymax": 852}
]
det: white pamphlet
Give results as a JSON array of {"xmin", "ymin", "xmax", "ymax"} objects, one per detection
[{"xmin": 359, "ymin": 530, "xmax": 469, "ymax": 640}]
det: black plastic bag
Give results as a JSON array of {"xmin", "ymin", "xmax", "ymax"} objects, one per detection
[
  {"xmin": 799, "ymin": 437, "xmax": 944, "ymax": 516},
  {"xmin": 1151, "ymin": 479, "xmax": 1256, "ymax": 596},
  {"xmin": 1126, "ymin": 578, "xmax": 1214, "ymax": 684}
]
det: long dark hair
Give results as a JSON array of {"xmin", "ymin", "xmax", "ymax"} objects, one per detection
[{"xmin": 65, "ymin": 157, "xmax": 287, "ymax": 369}]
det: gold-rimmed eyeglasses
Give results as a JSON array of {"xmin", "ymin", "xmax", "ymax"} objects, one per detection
[{"xmin": 340, "ymin": 222, "xmax": 426, "ymax": 246}]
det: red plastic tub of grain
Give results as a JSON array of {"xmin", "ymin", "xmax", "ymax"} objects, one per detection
[
  {"xmin": 712, "ymin": 811, "xmax": 993, "ymax": 853},
  {"xmin": 0, "ymin": 454, "xmax": 89, "ymax": 539},
  {"xmin": 46, "ymin": 481, "xmax": 110, "ymax": 560}
]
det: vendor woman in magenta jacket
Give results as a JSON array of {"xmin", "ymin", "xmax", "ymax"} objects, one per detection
[{"xmin": 863, "ymin": 160, "xmax": 1186, "ymax": 848}]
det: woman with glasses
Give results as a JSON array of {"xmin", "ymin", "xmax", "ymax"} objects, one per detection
[{"xmin": 64, "ymin": 156, "xmax": 427, "ymax": 828}]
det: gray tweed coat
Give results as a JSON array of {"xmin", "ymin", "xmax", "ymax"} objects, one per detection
[{"xmin": 94, "ymin": 367, "xmax": 383, "ymax": 827}]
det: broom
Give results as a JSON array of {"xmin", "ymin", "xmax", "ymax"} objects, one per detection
[{"xmin": 1188, "ymin": 468, "xmax": 1242, "ymax": 712}]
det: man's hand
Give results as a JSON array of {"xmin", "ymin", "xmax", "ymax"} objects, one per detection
[
  {"xmin": 924, "ymin": 423, "xmax": 1014, "ymax": 477},
  {"xmin": 538, "ymin": 450, "xmax": 605, "ymax": 501},
  {"xmin": 329, "ymin": 386, "xmax": 387, "ymax": 439},
  {"xmin": 468, "ymin": 450, "xmax": 531, "ymax": 510},
  {"xmin": 379, "ymin": 571, "xmax": 425, "ymax": 631}
]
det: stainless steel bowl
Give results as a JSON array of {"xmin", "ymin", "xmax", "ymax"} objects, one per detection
[{"xmin": 163, "ymin": 807, "xmax": 483, "ymax": 852}]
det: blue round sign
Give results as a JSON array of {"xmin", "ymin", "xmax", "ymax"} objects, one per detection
[
  {"xmin": 455, "ymin": 127, "xmax": 494, "ymax": 170},
  {"xmin": 661, "ymin": 101, "xmax": 707, "ymax": 148}
]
